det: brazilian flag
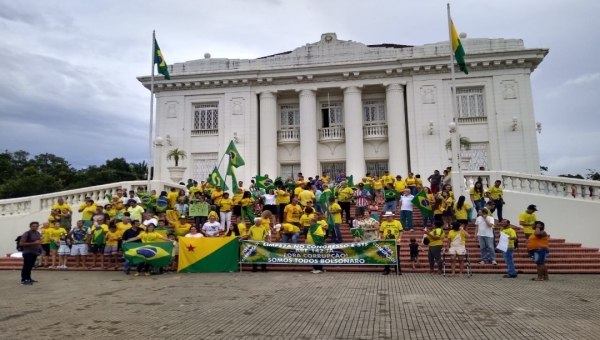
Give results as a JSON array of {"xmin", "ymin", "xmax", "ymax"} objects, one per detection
[
  {"xmin": 156, "ymin": 196, "xmax": 168, "ymax": 212},
  {"xmin": 411, "ymin": 190, "xmax": 433, "ymax": 217},
  {"xmin": 384, "ymin": 190, "xmax": 398, "ymax": 200},
  {"xmin": 154, "ymin": 38, "xmax": 170, "ymax": 80},
  {"xmin": 140, "ymin": 194, "xmax": 154, "ymax": 210},
  {"xmin": 208, "ymin": 167, "xmax": 228, "ymax": 190},
  {"xmin": 225, "ymin": 140, "xmax": 245, "ymax": 168},
  {"xmin": 227, "ymin": 163, "xmax": 238, "ymax": 193},
  {"xmin": 255, "ymin": 175, "xmax": 276, "ymax": 190},
  {"xmin": 123, "ymin": 242, "xmax": 173, "ymax": 267}
]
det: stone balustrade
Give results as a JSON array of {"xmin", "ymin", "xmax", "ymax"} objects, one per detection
[
  {"xmin": 0, "ymin": 181, "xmax": 187, "ymax": 217},
  {"xmin": 362, "ymin": 124, "xmax": 388, "ymax": 140},
  {"xmin": 318, "ymin": 126, "xmax": 345, "ymax": 142},
  {"xmin": 462, "ymin": 171, "xmax": 600, "ymax": 201},
  {"xmin": 277, "ymin": 128, "xmax": 300, "ymax": 144}
]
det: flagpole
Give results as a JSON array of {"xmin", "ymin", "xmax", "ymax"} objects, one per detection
[
  {"xmin": 447, "ymin": 4, "xmax": 464, "ymax": 192},
  {"xmin": 147, "ymin": 30, "xmax": 156, "ymax": 192}
]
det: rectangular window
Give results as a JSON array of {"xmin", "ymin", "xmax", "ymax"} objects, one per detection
[
  {"xmin": 192, "ymin": 103, "xmax": 219, "ymax": 135},
  {"xmin": 456, "ymin": 88, "xmax": 485, "ymax": 118},
  {"xmin": 362, "ymin": 100, "xmax": 386, "ymax": 125},
  {"xmin": 320, "ymin": 102, "xmax": 343, "ymax": 128},
  {"xmin": 280, "ymin": 104, "xmax": 300, "ymax": 130},
  {"xmin": 321, "ymin": 163, "xmax": 346, "ymax": 178},
  {"xmin": 280, "ymin": 164, "xmax": 301, "ymax": 181},
  {"xmin": 192, "ymin": 153, "xmax": 218, "ymax": 182},
  {"xmin": 365, "ymin": 161, "xmax": 388, "ymax": 178}
]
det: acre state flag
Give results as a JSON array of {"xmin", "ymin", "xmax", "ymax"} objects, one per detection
[{"xmin": 178, "ymin": 237, "xmax": 239, "ymax": 273}]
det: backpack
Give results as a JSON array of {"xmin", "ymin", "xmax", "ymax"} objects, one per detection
[
  {"xmin": 15, "ymin": 235, "xmax": 23, "ymax": 251},
  {"xmin": 514, "ymin": 231, "xmax": 519, "ymax": 249}
]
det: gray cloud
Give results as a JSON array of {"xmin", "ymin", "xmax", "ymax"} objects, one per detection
[{"xmin": 0, "ymin": 0, "xmax": 598, "ymax": 176}]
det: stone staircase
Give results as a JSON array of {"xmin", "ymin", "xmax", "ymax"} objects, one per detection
[{"xmin": 2, "ymin": 205, "xmax": 600, "ymax": 274}]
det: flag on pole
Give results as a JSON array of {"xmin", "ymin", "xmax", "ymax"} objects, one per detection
[
  {"xmin": 225, "ymin": 140, "xmax": 245, "ymax": 168},
  {"xmin": 411, "ymin": 190, "xmax": 433, "ymax": 217},
  {"xmin": 154, "ymin": 38, "xmax": 170, "ymax": 79},
  {"xmin": 450, "ymin": 20, "xmax": 468, "ymax": 75},
  {"xmin": 208, "ymin": 167, "xmax": 228, "ymax": 190},
  {"xmin": 255, "ymin": 175, "xmax": 276, "ymax": 190},
  {"xmin": 227, "ymin": 163, "xmax": 239, "ymax": 193}
]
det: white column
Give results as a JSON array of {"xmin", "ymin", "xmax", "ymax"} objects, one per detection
[
  {"xmin": 259, "ymin": 91, "xmax": 278, "ymax": 177},
  {"xmin": 298, "ymin": 89, "xmax": 318, "ymax": 177},
  {"xmin": 386, "ymin": 83, "xmax": 409, "ymax": 176},
  {"xmin": 343, "ymin": 86, "xmax": 365, "ymax": 178},
  {"xmin": 154, "ymin": 141, "xmax": 163, "ymax": 181}
]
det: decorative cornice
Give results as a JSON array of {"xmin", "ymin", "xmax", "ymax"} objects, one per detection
[
  {"xmin": 297, "ymin": 89, "xmax": 317, "ymax": 98},
  {"xmin": 342, "ymin": 85, "xmax": 362, "ymax": 95},
  {"xmin": 258, "ymin": 91, "xmax": 278, "ymax": 100},
  {"xmin": 385, "ymin": 83, "xmax": 404, "ymax": 92}
]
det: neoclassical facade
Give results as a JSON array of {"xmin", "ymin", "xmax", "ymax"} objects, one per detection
[{"xmin": 138, "ymin": 33, "xmax": 548, "ymax": 184}]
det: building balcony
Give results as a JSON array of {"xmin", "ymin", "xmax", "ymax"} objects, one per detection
[
  {"xmin": 363, "ymin": 124, "xmax": 388, "ymax": 141},
  {"xmin": 277, "ymin": 128, "xmax": 300, "ymax": 145},
  {"xmin": 318, "ymin": 126, "xmax": 345, "ymax": 144}
]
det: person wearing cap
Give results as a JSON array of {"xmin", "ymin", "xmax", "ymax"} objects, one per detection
[
  {"xmin": 519, "ymin": 205, "xmax": 538, "ymax": 240},
  {"xmin": 379, "ymin": 211, "xmax": 403, "ymax": 275},
  {"xmin": 171, "ymin": 215, "xmax": 192, "ymax": 238}
]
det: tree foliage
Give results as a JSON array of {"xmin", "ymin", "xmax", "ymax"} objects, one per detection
[{"xmin": 0, "ymin": 150, "xmax": 149, "ymax": 199}]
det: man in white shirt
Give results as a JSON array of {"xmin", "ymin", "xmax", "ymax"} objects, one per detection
[
  {"xmin": 142, "ymin": 213, "xmax": 158, "ymax": 228},
  {"xmin": 475, "ymin": 207, "xmax": 497, "ymax": 265},
  {"xmin": 123, "ymin": 191, "xmax": 142, "ymax": 206},
  {"xmin": 202, "ymin": 215, "xmax": 222, "ymax": 237},
  {"xmin": 399, "ymin": 189, "xmax": 415, "ymax": 232}
]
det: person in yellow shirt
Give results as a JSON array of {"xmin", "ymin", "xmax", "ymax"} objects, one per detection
[
  {"xmin": 167, "ymin": 188, "xmax": 179, "ymax": 209},
  {"xmin": 394, "ymin": 175, "xmax": 406, "ymax": 192},
  {"xmin": 279, "ymin": 222, "xmax": 300, "ymax": 244},
  {"xmin": 52, "ymin": 198, "xmax": 73, "ymax": 230},
  {"xmin": 48, "ymin": 222, "xmax": 67, "ymax": 269},
  {"xmin": 170, "ymin": 215, "xmax": 192, "ymax": 238},
  {"xmin": 432, "ymin": 197, "xmax": 446, "ymax": 227},
  {"xmin": 335, "ymin": 182, "xmax": 354, "ymax": 223},
  {"xmin": 372, "ymin": 175, "xmax": 384, "ymax": 204},
  {"xmin": 500, "ymin": 219, "xmax": 518, "ymax": 278},
  {"xmin": 519, "ymin": 205, "xmax": 538, "ymax": 240},
  {"xmin": 245, "ymin": 218, "xmax": 269, "ymax": 272},
  {"xmin": 219, "ymin": 192, "xmax": 234, "ymax": 230},
  {"xmin": 277, "ymin": 186, "xmax": 291, "ymax": 223},
  {"xmin": 486, "ymin": 180, "xmax": 505, "ymax": 220},
  {"xmin": 39, "ymin": 222, "xmax": 52, "ymax": 268},
  {"xmin": 104, "ymin": 224, "xmax": 122, "ymax": 270},
  {"xmin": 237, "ymin": 221, "xmax": 248, "ymax": 237},
  {"xmin": 283, "ymin": 197, "xmax": 302, "ymax": 227},
  {"xmin": 321, "ymin": 172, "xmax": 331, "ymax": 184},
  {"xmin": 426, "ymin": 220, "xmax": 445, "ymax": 274},
  {"xmin": 294, "ymin": 185, "xmax": 304, "ymax": 197},
  {"xmin": 405, "ymin": 173, "xmax": 417, "ymax": 196},
  {"xmin": 415, "ymin": 175, "xmax": 423, "ymax": 192},
  {"xmin": 240, "ymin": 191, "xmax": 255, "ymax": 223},
  {"xmin": 211, "ymin": 186, "xmax": 224, "ymax": 213},
  {"xmin": 445, "ymin": 222, "xmax": 471, "ymax": 277},
  {"xmin": 379, "ymin": 211, "xmax": 403, "ymax": 275},
  {"xmin": 306, "ymin": 218, "xmax": 326, "ymax": 273},
  {"xmin": 297, "ymin": 186, "xmax": 315, "ymax": 207},
  {"xmin": 381, "ymin": 170, "xmax": 394, "ymax": 186},
  {"xmin": 79, "ymin": 199, "xmax": 97, "ymax": 227},
  {"xmin": 300, "ymin": 207, "xmax": 315, "ymax": 237},
  {"xmin": 470, "ymin": 181, "xmax": 486, "ymax": 212},
  {"xmin": 232, "ymin": 188, "xmax": 244, "ymax": 221},
  {"xmin": 453, "ymin": 196, "xmax": 472, "ymax": 229},
  {"xmin": 328, "ymin": 197, "xmax": 343, "ymax": 243}
]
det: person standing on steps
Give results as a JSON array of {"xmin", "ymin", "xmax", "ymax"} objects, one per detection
[
  {"xmin": 335, "ymin": 181, "xmax": 354, "ymax": 224},
  {"xmin": 379, "ymin": 211, "xmax": 403, "ymax": 275},
  {"xmin": 519, "ymin": 204, "xmax": 538, "ymax": 240},
  {"xmin": 399, "ymin": 189, "xmax": 415, "ymax": 232},
  {"xmin": 486, "ymin": 180, "xmax": 505, "ymax": 221},
  {"xmin": 475, "ymin": 208, "xmax": 497, "ymax": 265},
  {"xmin": 19, "ymin": 222, "xmax": 42, "ymax": 285},
  {"xmin": 527, "ymin": 221, "xmax": 550, "ymax": 281},
  {"xmin": 499, "ymin": 219, "xmax": 518, "ymax": 278}
]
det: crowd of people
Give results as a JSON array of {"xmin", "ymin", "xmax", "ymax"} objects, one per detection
[{"xmin": 17, "ymin": 167, "xmax": 550, "ymax": 285}]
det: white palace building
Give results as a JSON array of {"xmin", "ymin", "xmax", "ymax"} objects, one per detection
[{"xmin": 138, "ymin": 33, "xmax": 548, "ymax": 183}]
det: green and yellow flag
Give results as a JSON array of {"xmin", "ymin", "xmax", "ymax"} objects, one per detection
[
  {"xmin": 225, "ymin": 140, "xmax": 245, "ymax": 168},
  {"xmin": 208, "ymin": 167, "xmax": 228, "ymax": 190},
  {"xmin": 384, "ymin": 190, "xmax": 397, "ymax": 200},
  {"xmin": 227, "ymin": 163, "xmax": 239, "ymax": 193},
  {"xmin": 450, "ymin": 20, "xmax": 468, "ymax": 75},
  {"xmin": 178, "ymin": 237, "xmax": 239, "ymax": 272},
  {"xmin": 154, "ymin": 38, "xmax": 170, "ymax": 80},
  {"xmin": 123, "ymin": 242, "xmax": 173, "ymax": 267},
  {"xmin": 255, "ymin": 175, "xmax": 276, "ymax": 190},
  {"xmin": 411, "ymin": 190, "xmax": 433, "ymax": 217}
]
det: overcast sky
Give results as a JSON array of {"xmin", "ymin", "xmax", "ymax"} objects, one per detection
[{"xmin": 0, "ymin": 0, "xmax": 598, "ymax": 176}]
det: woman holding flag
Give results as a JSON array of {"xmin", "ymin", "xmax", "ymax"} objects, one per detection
[
  {"xmin": 306, "ymin": 218, "xmax": 327, "ymax": 274},
  {"xmin": 122, "ymin": 223, "xmax": 172, "ymax": 277}
]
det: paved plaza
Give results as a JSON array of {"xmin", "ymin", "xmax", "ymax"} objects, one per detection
[{"xmin": 0, "ymin": 270, "xmax": 599, "ymax": 340}]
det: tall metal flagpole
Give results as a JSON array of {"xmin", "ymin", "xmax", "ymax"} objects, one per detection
[
  {"xmin": 447, "ymin": 4, "xmax": 464, "ymax": 192},
  {"xmin": 147, "ymin": 30, "xmax": 156, "ymax": 192}
]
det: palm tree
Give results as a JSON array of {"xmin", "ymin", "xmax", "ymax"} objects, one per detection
[
  {"xmin": 445, "ymin": 136, "xmax": 472, "ymax": 151},
  {"xmin": 166, "ymin": 149, "xmax": 187, "ymax": 167}
]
